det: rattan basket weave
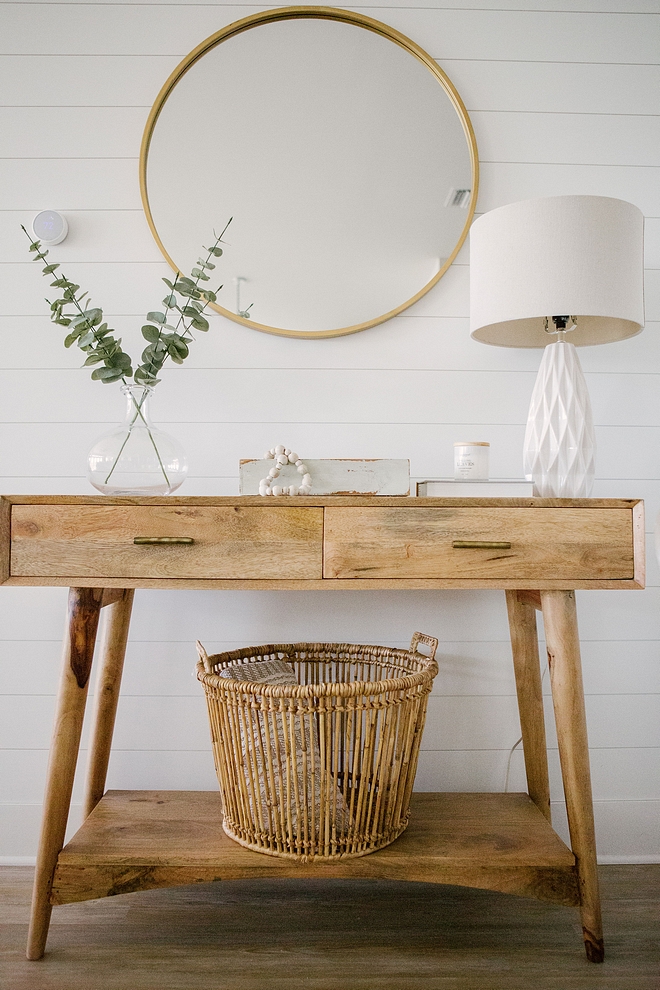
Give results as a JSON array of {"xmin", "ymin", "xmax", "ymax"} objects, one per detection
[{"xmin": 196, "ymin": 633, "xmax": 438, "ymax": 862}]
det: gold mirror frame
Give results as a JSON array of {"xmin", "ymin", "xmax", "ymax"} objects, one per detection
[{"xmin": 140, "ymin": 5, "xmax": 479, "ymax": 339}]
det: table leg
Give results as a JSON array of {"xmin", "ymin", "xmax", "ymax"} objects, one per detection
[
  {"xmin": 26, "ymin": 587, "xmax": 104, "ymax": 961},
  {"xmin": 506, "ymin": 590, "xmax": 551, "ymax": 821},
  {"xmin": 541, "ymin": 589, "xmax": 603, "ymax": 963},
  {"xmin": 83, "ymin": 589, "xmax": 134, "ymax": 819}
]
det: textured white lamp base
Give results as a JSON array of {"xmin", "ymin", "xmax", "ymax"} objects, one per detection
[{"xmin": 523, "ymin": 338, "xmax": 595, "ymax": 498}]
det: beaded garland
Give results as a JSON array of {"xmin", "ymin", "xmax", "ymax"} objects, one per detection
[{"xmin": 259, "ymin": 445, "xmax": 313, "ymax": 496}]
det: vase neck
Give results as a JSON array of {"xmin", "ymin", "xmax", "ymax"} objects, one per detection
[{"xmin": 121, "ymin": 385, "xmax": 154, "ymax": 430}]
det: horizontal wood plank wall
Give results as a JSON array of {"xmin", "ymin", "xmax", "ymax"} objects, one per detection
[{"xmin": 0, "ymin": 0, "xmax": 658, "ymax": 862}]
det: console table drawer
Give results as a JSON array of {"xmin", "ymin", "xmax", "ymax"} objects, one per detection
[
  {"xmin": 10, "ymin": 505, "xmax": 323, "ymax": 580},
  {"xmin": 323, "ymin": 506, "xmax": 634, "ymax": 581}
]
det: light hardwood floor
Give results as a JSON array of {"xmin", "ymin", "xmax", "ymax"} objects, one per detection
[{"xmin": 1, "ymin": 866, "xmax": 658, "ymax": 989}]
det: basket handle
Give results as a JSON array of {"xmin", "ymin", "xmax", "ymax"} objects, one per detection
[
  {"xmin": 196, "ymin": 640, "xmax": 213, "ymax": 674},
  {"xmin": 410, "ymin": 632, "xmax": 438, "ymax": 661}
]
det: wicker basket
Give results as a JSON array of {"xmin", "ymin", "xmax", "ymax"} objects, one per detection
[{"xmin": 196, "ymin": 633, "xmax": 438, "ymax": 862}]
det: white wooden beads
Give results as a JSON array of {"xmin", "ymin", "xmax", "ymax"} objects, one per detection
[{"xmin": 259, "ymin": 446, "xmax": 313, "ymax": 496}]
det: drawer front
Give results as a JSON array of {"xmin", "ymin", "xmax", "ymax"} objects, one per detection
[
  {"xmin": 323, "ymin": 507, "xmax": 634, "ymax": 581},
  {"xmin": 11, "ymin": 505, "xmax": 323, "ymax": 580}
]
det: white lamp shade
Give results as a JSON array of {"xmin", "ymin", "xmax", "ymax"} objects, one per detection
[{"xmin": 470, "ymin": 195, "xmax": 644, "ymax": 347}]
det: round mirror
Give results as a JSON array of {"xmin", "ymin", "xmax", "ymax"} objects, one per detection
[{"xmin": 140, "ymin": 7, "xmax": 478, "ymax": 338}]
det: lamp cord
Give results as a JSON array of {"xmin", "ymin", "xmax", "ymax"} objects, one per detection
[{"xmin": 505, "ymin": 665, "xmax": 548, "ymax": 792}]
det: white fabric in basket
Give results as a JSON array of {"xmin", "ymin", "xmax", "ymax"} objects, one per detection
[{"xmin": 220, "ymin": 658, "xmax": 297, "ymax": 687}]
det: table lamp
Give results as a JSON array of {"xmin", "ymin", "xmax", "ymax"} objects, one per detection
[{"xmin": 469, "ymin": 195, "xmax": 644, "ymax": 496}]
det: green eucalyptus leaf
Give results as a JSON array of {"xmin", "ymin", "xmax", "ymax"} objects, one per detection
[
  {"xmin": 141, "ymin": 325, "xmax": 161, "ymax": 343},
  {"xmin": 142, "ymin": 340, "xmax": 167, "ymax": 361},
  {"xmin": 78, "ymin": 331, "xmax": 96, "ymax": 347},
  {"xmin": 42, "ymin": 264, "xmax": 59, "ymax": 275},
  {"xmin": 69, "ymin": 314, "xmax": 91, "ymax": 328},
  {"xmin": 162, "ymin": 293, "xmax": 177, "ymax": 308},
  {"xmin": 201, "ymin": 290, "xmax": 217, "ymax": 303},
  {"xmin": 135, "ymin": 368, "xmax": 160, "ymax": 385},
  {"xmin": 176, "ymin": 285, "xmax": 201, "ymax": 299},
  {"xmin": 92, "ymin": 366, "xmax": 122, "ymax": 381},
  {"xmin": 83, "ymin": 308, "xmax": 103, "ymax": 326},
  {"xmin": 191, "ymin": 315, "xmax": 209, "ymax": 332},
  {"xmin": 118, "ymin": 356, "xmax": 133, "ymax": 371},
  {"xmin": 147, "ymin": 311, "xmax": 166, "ymax": 324},
  {"xmin": 63, "ymin": 332, "xmax": 79, "ymax": 348},
  {"xmin": 169, "ymin": 338, "xmax": 189, "ymax": 357},
  {"xmin": 83, "ymin": 353, "xmax": 104, "ymax": 366}
]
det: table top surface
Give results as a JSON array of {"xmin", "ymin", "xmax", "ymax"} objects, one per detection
[{"xmin": 0, "ymin": 494, "xmax": 644, "ymax": 507}]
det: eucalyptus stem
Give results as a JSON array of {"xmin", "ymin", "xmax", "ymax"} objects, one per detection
[
  {"xmin": 102, "ymin": 389, "xmax": 171, "ymax": 488},
  {"xmin": 177, "ymin": 218, "xmax": 232, "ymax": 343}
]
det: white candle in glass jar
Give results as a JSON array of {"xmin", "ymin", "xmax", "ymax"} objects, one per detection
[{"xmin": 454, "ymin": 442, "xmax": 490, "ymax": 480}]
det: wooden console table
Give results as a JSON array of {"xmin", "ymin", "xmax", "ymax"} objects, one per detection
[{"xmin": 0, "ymin": 495, "xmax": 644, "ymax": 963}]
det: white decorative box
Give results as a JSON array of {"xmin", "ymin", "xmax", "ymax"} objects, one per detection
[{"xmin": 240, "ymin": 459, "xmax": 410, "ymax": 495}]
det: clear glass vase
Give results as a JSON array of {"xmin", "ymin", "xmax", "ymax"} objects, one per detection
[{"xmin": 87, "ymin": 385, "xmax": 188, "ymax": 495}]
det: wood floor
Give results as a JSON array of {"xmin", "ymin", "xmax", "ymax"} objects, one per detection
[{"xmin": 1, "ymin": 866, "xmax": 658, "ymax": 989}]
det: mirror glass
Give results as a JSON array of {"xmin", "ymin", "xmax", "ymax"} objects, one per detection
[{"xmin": 141, "ymin": 10, "xmax": 478, "ymax": 337}]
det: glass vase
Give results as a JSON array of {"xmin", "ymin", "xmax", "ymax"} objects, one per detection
[{"xmin": 87, "ymin": 385, "xmax": 188, "ymax": 495}]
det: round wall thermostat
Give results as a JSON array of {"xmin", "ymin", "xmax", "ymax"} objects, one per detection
[{"xmin": 32, "ymin": 211, "xmax": 68, "ymax": 245}]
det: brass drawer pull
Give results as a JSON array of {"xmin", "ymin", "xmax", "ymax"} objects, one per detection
[
  {"xmin": 452, "ymin": 540, "xmax": 511, "ymax": 550},
  {"xmin": 133, "ymin": 537, "xmax": 195, "ymax": 545}
]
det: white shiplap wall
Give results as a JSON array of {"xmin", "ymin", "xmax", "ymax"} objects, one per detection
[{"xmin": 1, "ymin": 0, "xmax": 659, "ymax": 863}]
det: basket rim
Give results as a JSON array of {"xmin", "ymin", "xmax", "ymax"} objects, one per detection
[{"xmin": 195, "ymin": 641, "xmax": 438, "ymax": 698}]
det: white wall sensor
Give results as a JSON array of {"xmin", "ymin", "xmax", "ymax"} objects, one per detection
[{"xmin": 32, "ymin": 211, "xmax": 68, "ymax": 245}]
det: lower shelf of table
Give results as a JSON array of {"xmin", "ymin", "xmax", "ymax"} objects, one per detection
[{"xmin": 51, "ymin": 790, "xmax": 579, "ymax": 908}]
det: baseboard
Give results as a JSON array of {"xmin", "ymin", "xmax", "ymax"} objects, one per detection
[{"xmin": 597, "ymin": 855, "xmax": 660, "ymax": 864}]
